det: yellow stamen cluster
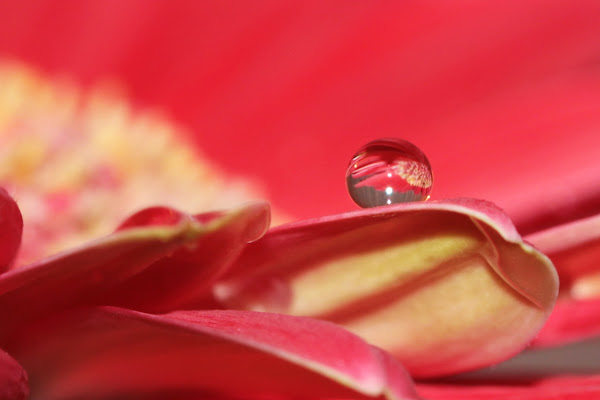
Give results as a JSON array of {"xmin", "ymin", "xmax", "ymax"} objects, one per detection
[{"xmin": 0, "ymin": 61, "xmax": 271, "ymax": 265}]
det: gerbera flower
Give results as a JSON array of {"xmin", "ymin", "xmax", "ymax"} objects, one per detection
[{"xmin": 1, "ymin": 1, "xmax": 600, "ymax": 399}]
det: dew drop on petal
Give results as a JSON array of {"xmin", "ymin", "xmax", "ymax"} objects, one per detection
[{"xmin": 346, "ymin": 138, "xmax": 433, "ymax": 208}]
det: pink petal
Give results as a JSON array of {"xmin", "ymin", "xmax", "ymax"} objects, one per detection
[
  {"xmin": 216, "ymin": 198, "xmax": 558, "ymax": 378},
  {"xmin": 0, "ymin": 188, "xmax": 23, "ymax": 273},
  {"xmin": 6, "ymin": 307, "xmax": 421, "ymax": 400},
  {"xmin": 102, "ymin": 202, "xmax": 270, "ymax": 312},
  {"xmin": 0, "ymin": 348, "xmax": 28, "ymax": 400},
  {"xmin": 116, "ymin": 206, "xmax": 196, "ymax": 230},
  {"xmin": 418, "ymin": 375, "xmax": 600, "ymax": 400},
  {"xmin": 0, "ymin": 202, "xmax": 269, "ymax": 335},
  {"xmin": 526, "ymin": 213, "xmax": 600, "ymax": 296},
  {"xmin": 533, "ymin": 298, "xmax": 600, "ymax": 348},
  {"xmin": 525, "ymin": 213, "xmax": 600, "ymax": 347}
]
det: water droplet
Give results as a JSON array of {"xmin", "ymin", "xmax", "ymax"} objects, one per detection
[{"xmin": 346, "ymin": 138, "xmax": 433, "ymax": 208}]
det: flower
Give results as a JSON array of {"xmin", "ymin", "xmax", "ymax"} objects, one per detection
[
  {"xmin": 1, "ymin": 1, "xmax": 600, "ymax": 399},
  {"xmin": 0, "ymin": 187, "xmax": 424, "ymax": 399},
  {"xmin": 0, "ymin": 186, "xmax": 560, "ymax": 399}
]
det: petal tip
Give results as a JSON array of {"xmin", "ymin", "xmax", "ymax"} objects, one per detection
[
  {"xmin": 0, "ymin": 188, "xmax": 23, "ymax": 272},
  {"xmin": 238, "ymin": 201, "xmax": 271, "ymax": 243},
  {"xmin": 0, "ymin": 349, "xmax": 29, "ymax": 400}
]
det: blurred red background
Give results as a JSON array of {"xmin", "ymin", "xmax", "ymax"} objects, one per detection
[{"xmin": 1, "ymin": 0, "xmax": 599, "ymax": 233}]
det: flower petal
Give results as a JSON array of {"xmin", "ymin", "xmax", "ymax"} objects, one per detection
[
  {"xmin": 525, "ymin": 213, "xmax": 600, "ymax": 347},
  {"xmin": 6, "ymin": 307, "xmax": 421, "ymax": 400},
  {"xmin": 0, "ymin": 202, "xmax": 269, "ymax": 336},
  {"xmin": 526, "ymin": 213, "xmax": 600, "ymax": 298},
  {"xmin": 102, "ymin": 202, "xmax": 270, "ymax": 312},
  {"xmin": 215, "ymin": 198, "xmax": 558, "ymax": 377},
  {"xmin": 533, "ymin": 298, "xmax": 600, "ymax": 348},
  {"xmin": 0, "ymin": 348, "xmax": 28, "ymax": 400},
  {"xmin": 0, "ymin": 188, "xmax": 23, "ymax": 273},
  {"xmin": 417, "ymin": 374, "xmax": 600, "ymax": 400}
]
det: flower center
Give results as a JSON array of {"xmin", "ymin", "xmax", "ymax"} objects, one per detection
[{"xmin": 0, "ymin": 62, "xmax": 268, "ymax": 265}]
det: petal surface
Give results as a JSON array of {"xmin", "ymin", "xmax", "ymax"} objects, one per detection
[
  {"xmin": 0, "ymin": 348, "xmax": 28, "ymax": 400},
  {"xmin": 527, "ymin": 213, "xmax": 600, "ymax": 298},
  {"xmin": 533, "ymin": 298, "xmax": 600, "ymax": 348},
  {"xmin": 102, "ymin": 202, "xmax": 270, "ymax": 312},
  {"xmin": 0, "ymin": 188, "xmax": 22, "ymax": 273},
  {"xmin": 526, "ymin": 213, "xmax": 600, "ymax": 347},
  {"xmin": 6, "ymin": 307, "xmax": 421, "ymax": 400},
  {"xmin": 418, "ymin": 375, "xmax": 600, "ymax": 400},
  {"xmin": 216, "ymin": 198, "xmax": 558, "ymax": 377},
  {"xmin": 0, "ymin": 202, "xmax": 269, "ymax": 337}
]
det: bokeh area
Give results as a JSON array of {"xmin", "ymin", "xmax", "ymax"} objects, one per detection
[{"xmin": 1, "ymin": 1, "xmax": 599, "ymax": 229}]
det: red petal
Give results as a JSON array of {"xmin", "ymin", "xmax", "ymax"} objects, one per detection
[
  {"xmin": 103, "ymin": 202, "xmax": 270, "ymax": 312},
  {"xmin": 0, "ymin": 348, "xmax": 28, "ymax": 400},
  {"xmin": 216, "ymin": 198, "xmax": 558, "ymax": 377},
  {"xmin": 0, "ymin": 202, "xmax": 269, "ymax": 335},
  {"xmin": 6, "ymin": 307, "xmax": 421, "ymax": 400},
  {"xmin": 116, "ymin": 206, "xmax": 193, "ymax": 230},
  {"xmin": 533, "ymin": 298, "xmax": 600, "ymax": 348},
  {"xmin": 0, "ymin": 188, "xmax": 23, "ymax": 273},
  {"xmin": 526, "ymin": 214, "xmax": 600, "ymax": 347},
  {"xmin": 418, "ymin": 375, "xmax": 600, "ymax": 400},
  {"xmin": 526, "ymin": 213, "xmax": 600, "ymax": 295}
]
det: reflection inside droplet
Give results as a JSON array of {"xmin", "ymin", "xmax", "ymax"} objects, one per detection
[{"xmin": 346, "ymin": 138, "xmax": 433, "ymax": 208}]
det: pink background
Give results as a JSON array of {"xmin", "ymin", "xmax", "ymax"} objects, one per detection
[{"xmin": 1, "ymin": 1, "xmax": 599, "ymax": 233}]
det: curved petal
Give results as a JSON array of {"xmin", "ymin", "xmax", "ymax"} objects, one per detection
[
  {"xmin": 6, "ymin": 307, "xmax": 421, "ymax": 400},
  {"xmin": 103, "ymin": 202, "xmax": 270, "ymax": 312},
  {"xmin": 0, "ymin": 188, "xmax": 23, "ymax": 273},
  {"xmin": 215, "ymin": 198, "xmax": 558, "ymax": 377},
  {"xmin": 0, "ymin": 202, "xmax": 269, "ymax": 337},
  {"xmin": 0, "ymin": 348, "xmax": 28, "ymax": 400}
]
